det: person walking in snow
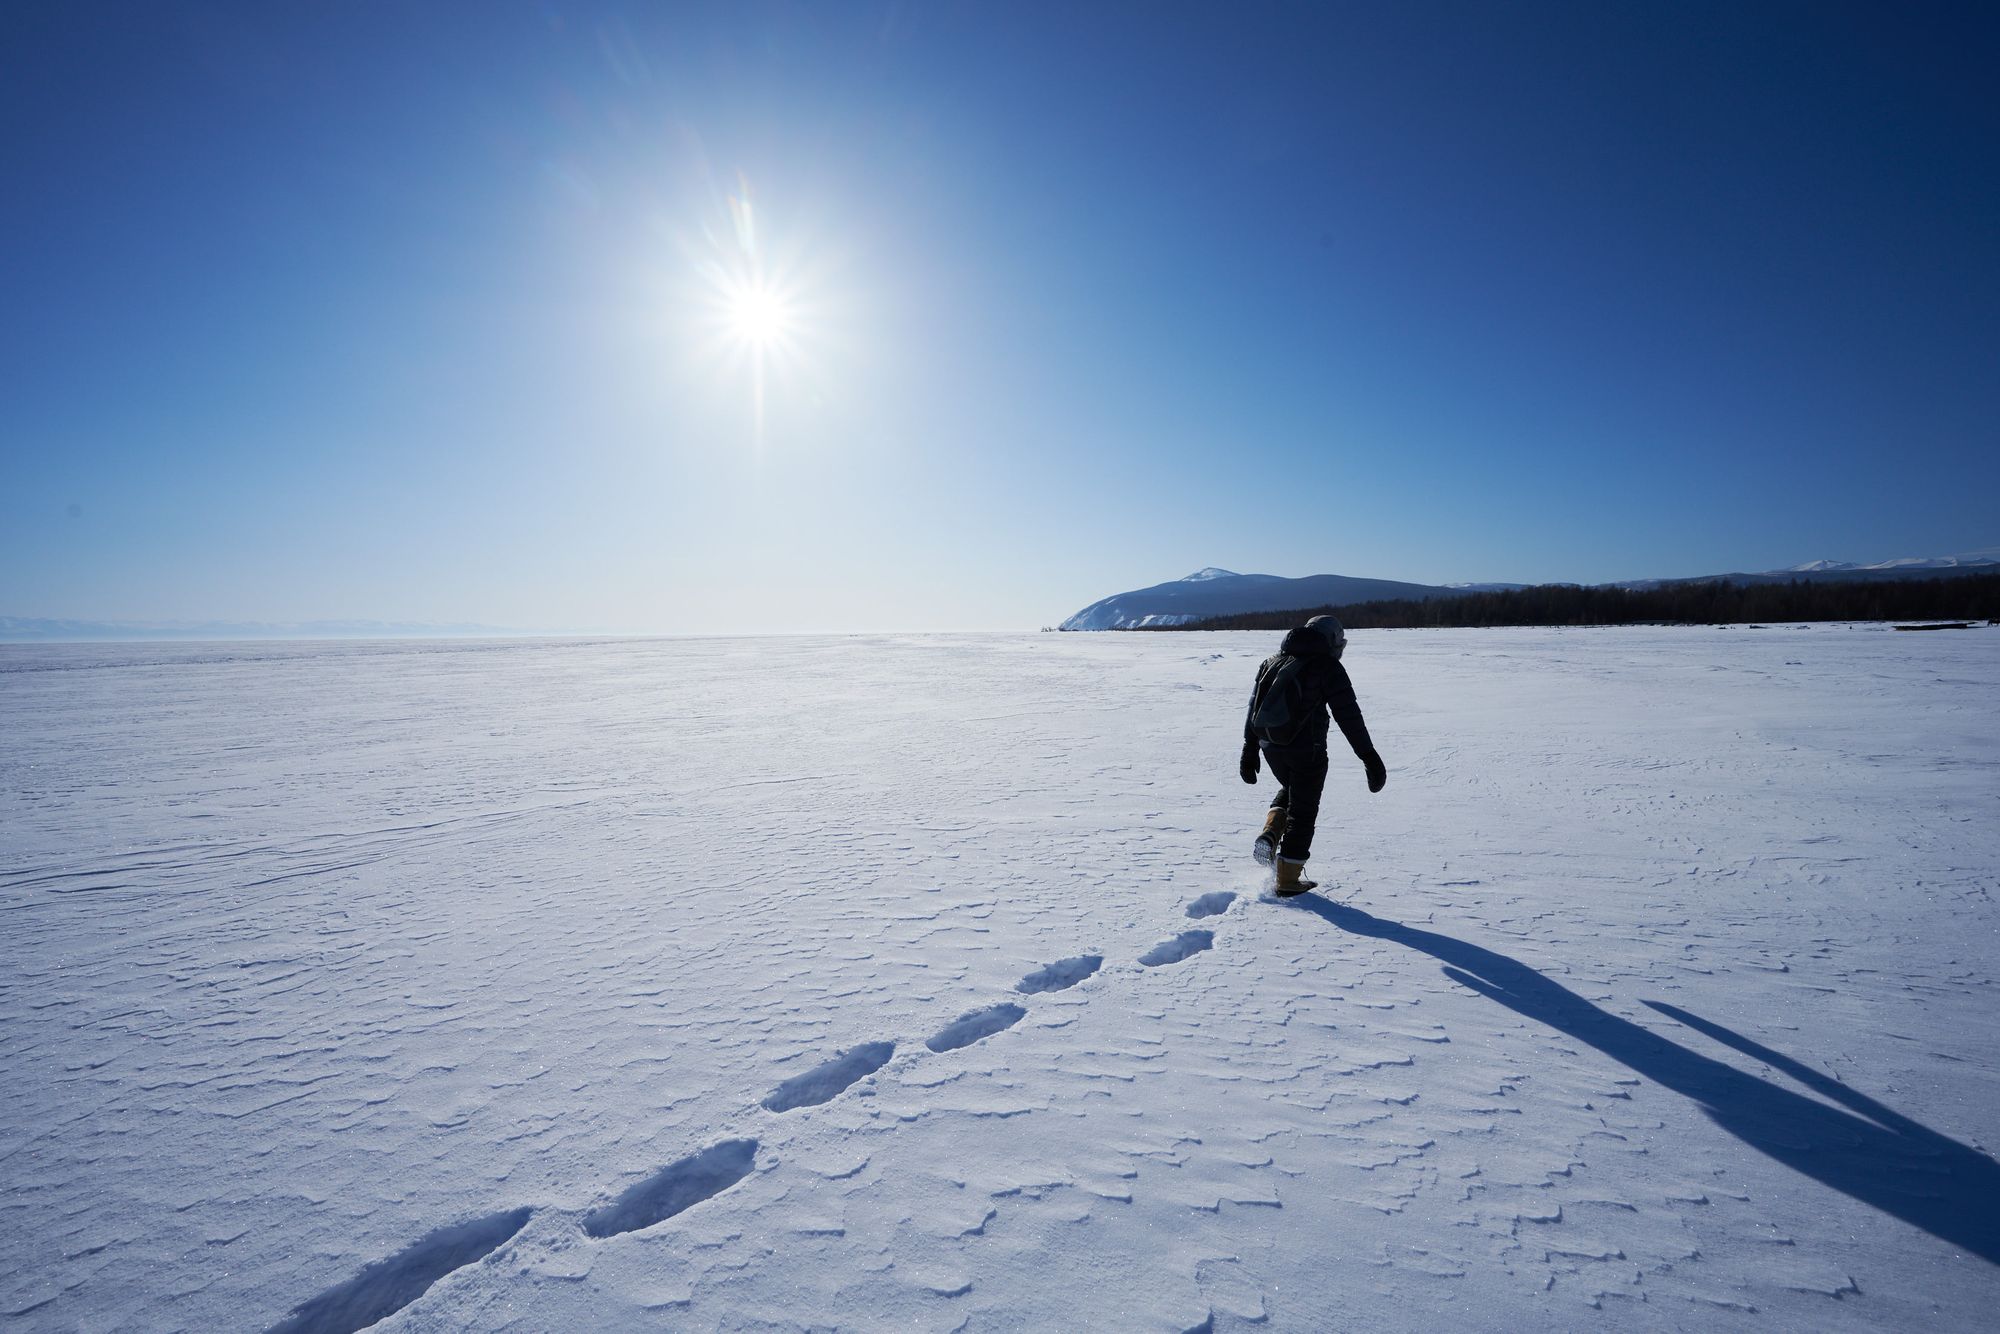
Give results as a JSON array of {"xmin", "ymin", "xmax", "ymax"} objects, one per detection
[{"xmin": 1239, "ymin": 615, "xmax": 1387, "ymax": 896}]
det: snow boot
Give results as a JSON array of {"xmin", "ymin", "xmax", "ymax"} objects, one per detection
[
  {"xmin": 1253, "ymin": 808, "xmax": 1287, "ymax": 866},
  {"xmin": 1274, "ymin": 856, "xmax": 1317, "ymax": 897}
]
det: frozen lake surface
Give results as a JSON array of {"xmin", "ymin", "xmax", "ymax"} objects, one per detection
[{"xmin": 3, "ymin": 625, "xmax": 1997, "ymax": 1330}]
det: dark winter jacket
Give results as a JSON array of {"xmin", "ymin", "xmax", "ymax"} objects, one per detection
[{"xmin": 1244, "ymin": 626, "xmax": 1376, "ymax": 758}]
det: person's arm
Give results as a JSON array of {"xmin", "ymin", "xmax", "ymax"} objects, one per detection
[
  {"xmin": 1240, "ymin": 660, "xmax": 1268, "ymax": 782},
  {"xmin": 1327, "ymin": 664, "xmax": 1388, "ymax": 792}
]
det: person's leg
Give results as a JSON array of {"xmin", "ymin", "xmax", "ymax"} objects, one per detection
[
  {"xmin": 1263, "ymin": 746, "xmax": 1298, "ymax": 823},
  {"xmin": 1275, "ymin": 746, "xmax": 1328, "ymax": 863},
  {"xmin": 1264, "ymin": 745, "xmax": 1293, "ymax": 816},
  {"xmin": 1253, "ymin": 744, "xmax": 1291, "ymax": 864}
]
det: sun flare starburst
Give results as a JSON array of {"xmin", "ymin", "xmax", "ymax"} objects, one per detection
[{"xmin": 674, "ymin": 173, "xmax": 844, "ymax": 452}]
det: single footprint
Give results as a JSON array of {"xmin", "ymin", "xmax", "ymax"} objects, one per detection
[
  {"xmin": 762, "ymin": 1042, "xmax": 895, "ymax": 1112},
  {"xmin": 926, "ymin": 1003, "xmax": 1027, "ymax": 1053},
  {"xmin": 1015, "ymin": 955, "xmax": 1103, "ymax": 995},
  {"xmin": 269, "ymin": 1207, "xmax": 533, "ymax": 1334},
  {"xmin": 1140, "ymin": 930, "xmax": 1214, "ymax": 967},
  {"xmin": 1185, "ymin": 892, "xmax": 1236, "ymax": 919},
  {"xmin": 582, "ymin": 1139, "xmax": 758, "ymax": 1239}
]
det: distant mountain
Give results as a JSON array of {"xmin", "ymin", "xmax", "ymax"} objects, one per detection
[
  {"xmin": 0, "ymin": 617, "xmax": 521, "ymax": 643},
  {"xmin": 1059, "ymin": 569, "xmax": 1450, "ymax": 630},
  {"xmin": 1062, "ymin": 550, "xmax": 1999, "ymax": 629}
]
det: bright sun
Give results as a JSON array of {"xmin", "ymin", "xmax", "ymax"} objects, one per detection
[{"xmin": 728, "ymin": 283, "xmax": 790, "ymax": 346}]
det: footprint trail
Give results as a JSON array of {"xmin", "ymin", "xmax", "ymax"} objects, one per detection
[
  {"xmin": 1016, "ymin": 955, "xmax": 1103, "ymax": 994},
  {"xmin": 283, "ymin": 890, "xmax": 1228, "ymax": 1324},
  {"xmin": 269, "ymin": 1207, "xmax": 533, "ymax": 1334},
  {"xmin": 581, "ymin": 1139, "xmax": 759, "ymax": 1240},
  {"xmin": 763, "ymin": 1042, "xmax": 896, "ymax": 1112},
  {"xmin": 1140, "ymin": 929, "xmax": 1214, "ymax": 967},
  {"xmin": 926, "ymin": 1003, "xmax": 1028, "ymax": 1053}
]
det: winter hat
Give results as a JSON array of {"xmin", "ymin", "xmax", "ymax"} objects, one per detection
[{"xmin": 1303, "ymin": 614, "xmax": 1346, "ymax": 658}]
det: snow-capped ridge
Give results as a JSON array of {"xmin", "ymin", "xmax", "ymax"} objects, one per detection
[
  {"xmin": 1853, "ymin": 548, "xmax": 2000, "ymax": 571},
  {"xmin": 1784, "ymin": 550, "xmax": 1997, "ymax": 575}
]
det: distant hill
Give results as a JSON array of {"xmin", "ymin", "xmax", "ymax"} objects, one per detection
[
  {"xmin": 1059, "ymin": 568, "xmax": 1450, "ymax": 630},
  {"xmin": 1061, "ymin": 551, "xmax": 1999, "ymax": 629}
]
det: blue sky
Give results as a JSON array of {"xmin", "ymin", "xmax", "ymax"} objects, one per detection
[{"xmin": 3, "ymin": 1, "xmax": 1996, "ymax": 632}]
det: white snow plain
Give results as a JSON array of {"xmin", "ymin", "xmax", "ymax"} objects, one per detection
[{"xmin": 3, "ymin": 625, "xmax": 1997, "ymax": 1332}]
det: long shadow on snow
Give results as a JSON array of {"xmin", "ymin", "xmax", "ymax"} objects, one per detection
[{"xmin": 1298, "ymin": 898, "xmax": 2000, "ymax": 1265}]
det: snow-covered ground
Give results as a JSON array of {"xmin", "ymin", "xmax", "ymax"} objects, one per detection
[{"xmin": 3, "ymin": 625, "xmax": 1997, "ymax": 1331}]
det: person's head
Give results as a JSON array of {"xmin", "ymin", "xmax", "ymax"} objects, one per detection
[{"xmin": 1303, "ymin": 615, "xmax": 1346, "ymax": 659}]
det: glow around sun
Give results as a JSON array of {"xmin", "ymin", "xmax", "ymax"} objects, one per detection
[{"xmin": 678, "ymin": 175, "xmax": 844, "ymax": 448}]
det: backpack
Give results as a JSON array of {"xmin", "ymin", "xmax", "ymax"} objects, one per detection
[{"xmin": 1249, "ymin": 654, "xmax": 1312, "ymax": 745}]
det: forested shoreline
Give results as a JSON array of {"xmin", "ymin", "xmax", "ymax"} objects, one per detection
[{"xmin": 1118, "ymin": 573, "xmax": 2000, "ymax": 632}]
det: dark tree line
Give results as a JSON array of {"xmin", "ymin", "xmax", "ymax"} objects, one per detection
[{"xmin": 1126, "ymin": 574, "xmax": 2000, "ymax": 632}]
